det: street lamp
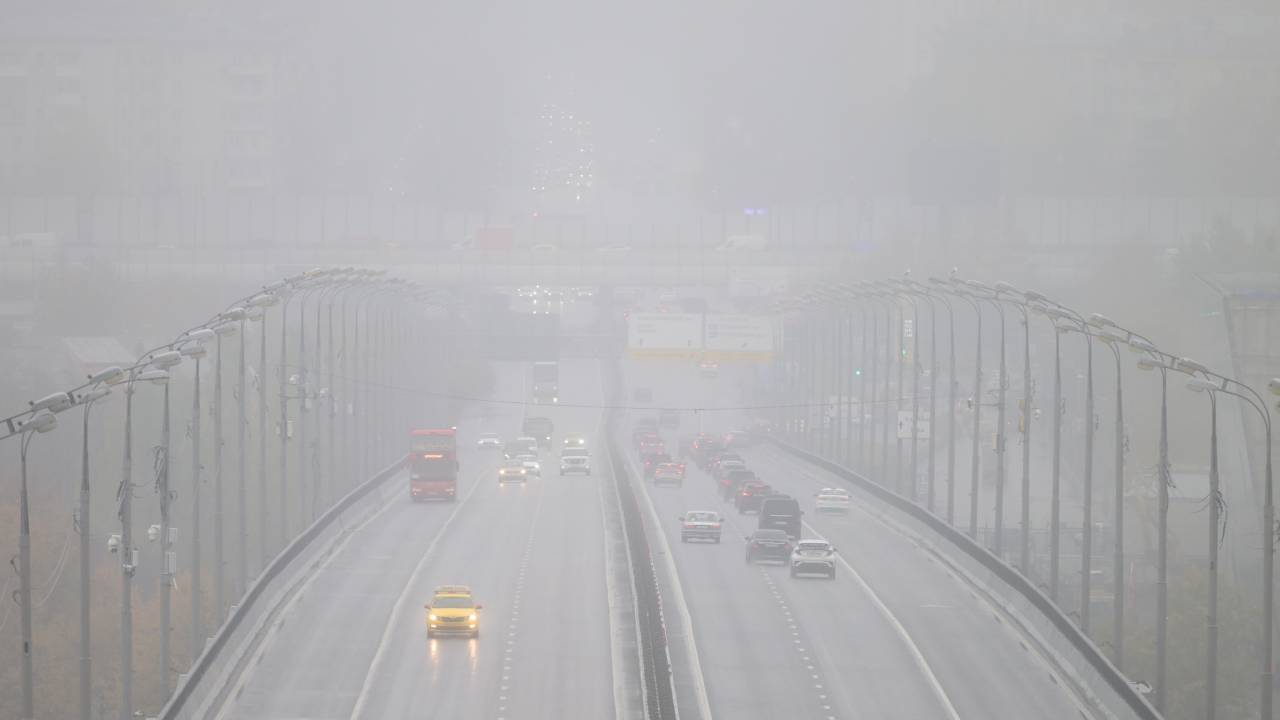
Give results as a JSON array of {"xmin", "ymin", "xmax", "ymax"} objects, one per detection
[
  {"xmin": 1128, "ymin": 335, "xmax": 1179, "ymax": 713},
  {"xmin": 248, "ymin": 290, "xmax": 280, "ymax": 569},
  {"xmin": 2, "ymin": 408, "xmax": 58, "ymax": 720},
  {"xmin": 69, "ymin": 366, "xmax": 120, "ymax": 720},
  {"xmin": 1184, "ymin": 365, "xmax": 1275, "ymax": 720},
  {"xmin": 1042, "ymin": 305, "xmax": 1098, "ymax": 634},
  {"xmin": 890, "ymin": 277, "xmax": 923, "ymax": 503},
  {"xmin": 1087, "ymin": 314, "xmax": 1136, "ymax": 669},
  {"xmin": 210, "ymin": 319, "xmax": 239, "ymax": 621},
  {"xmin": 118, "ymin": 364, "xmax": 171, "ymax": 720},
  {"xmin": 995, "ymin": 282, "xmax": 1035, "ymax": 577},
  {"xmin": 927, "ymin": 277, "xmax": 961, "ymax": 526},
  {"xmin": 959, "ymin": 279, "xmax": 1009, "ymax": 559},
  {"xmin": 944, "ymin": 280, "xmax": 987, "ymax": 540},
  {"xmin": 1186, "ymin": 376, "xmax": 1224, "ymax": 720}
]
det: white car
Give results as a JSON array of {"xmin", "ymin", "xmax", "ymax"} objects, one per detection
[
  {"xmin": 814, "ymin": 488, "xmax": 851, "ymax": 514},
  {"xmin": 563, "ymin": 434, "xmax": 588, "ymax": 449},
  {"xmin": 679, "ymin": 511, "xmax": 722, "ymax": 543},
  {"xmin": 498, "ymin": 462, "xmax": 529, "ymax": 484},
  {"xmin": 515, "ymin": 455, "xmax": 541, "ymax": 477},
  {"xmin": 559, "ymin": 454, "xmax": 591, "ymax": 476},
  {"xmin": 790, "ymin": 539, "xmax": 837, "ymax": 579},
  {"xmin": 476, "ymin": 432, "xmax": 501, "ymax": 449}
]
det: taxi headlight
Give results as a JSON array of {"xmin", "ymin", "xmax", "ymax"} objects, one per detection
[
  {"xmin": 428, "ymin": 613, "xmax": 438, "ymax": 621},
  {"xmin": 468, "ymin": 613, "xmax": 478, "ymax": 621}
]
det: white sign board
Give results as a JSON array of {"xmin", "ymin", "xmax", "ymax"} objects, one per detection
[
  {"xmin": 896, "ymin": 410, "xmax": 931, "ymax": 439},
  {"xmin": 704, "ymin": 314, "xmax": 774, "ymax": 356},
  {"xmin": 727, "ymin": 268, "xmax": 789, "ymax": 298},
  {"xmin": 628, "ymin": 313, "xmax": 703, "ymax": 357}
]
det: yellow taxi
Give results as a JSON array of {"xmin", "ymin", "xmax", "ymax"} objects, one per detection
[{"xmin": 425, "ymin": 585, "xmax": 482, "ymax": 638}]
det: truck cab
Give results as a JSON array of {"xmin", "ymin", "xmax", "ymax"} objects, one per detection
[
  {"xmin": 522, "ymin": 416, "xmax": 555, "ymax": 449},
  {"xmin": 532, "ymin": 361, "xmax": 559, "ymax": 404}
]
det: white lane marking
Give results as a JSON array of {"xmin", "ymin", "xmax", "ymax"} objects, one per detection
[
  {"xmin": 212, "ymin": 475, "xmax": 406, "ymax": 720},
  {"xmin": 801, "ymin": 517, "xmax": 961, "ymax": 720},
  {"xmin": 755, "ymin": 448, "xmax": 1090, "ymax": 718},
  {"xmin": 348, "ymin": 470, "xmax": 487, "ymax": 720}
]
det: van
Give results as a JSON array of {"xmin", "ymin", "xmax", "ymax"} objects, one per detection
[{"xmin": 758, "ymin": 495, "xmax": 803, "ymax": 539}]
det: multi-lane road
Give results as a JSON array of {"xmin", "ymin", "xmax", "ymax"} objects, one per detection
[
  {"xmin": 213, "ymin": 353, "xmax": 1095, "ymax": 720},
  {"xmin": 219, "ymin": 359, "xmax": 615, "ymax": 719},
  {"xmin": 621, "ymin": 357, "xmax": 1090, "ymax": 720}
]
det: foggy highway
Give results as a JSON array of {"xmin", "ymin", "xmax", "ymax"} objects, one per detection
[
  {"xmin": 207, "ymin": 353, "xmax": 1087, "ymax": 720},
  {"xmin": 214, "ymin": 359, "xmax": 615, "ymax": 720},
  {"xmin": 4, "ymin": 6, "xmax": 1279, "ymax": 720},
  {"xmin": 621, "ymin": 359, "xmax": 1089, "ymax": 720}
]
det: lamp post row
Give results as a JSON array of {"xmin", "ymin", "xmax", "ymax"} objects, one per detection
[
  {"xmin": 780, "ymin": 272, "xmax": 1279, "ymax": 719},
  {"xmin": 1, "ymin": 266, "xmax": 438, "ymax": 720}
]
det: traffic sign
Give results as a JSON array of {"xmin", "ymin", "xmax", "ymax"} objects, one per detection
[{"xmin": 897, "ymin": 410, "xmax": 930, "ymax": 439}]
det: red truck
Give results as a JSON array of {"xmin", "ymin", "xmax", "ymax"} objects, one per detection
[{"xmin": 409, "ymin": 428, "xmax": 459, "ymax": 501}]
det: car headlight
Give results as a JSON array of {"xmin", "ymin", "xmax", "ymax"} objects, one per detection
[
  {"xmin": 428, "ymin": 613, "xmax": 438, "ymax": 621},
  {"xmin": 468, "ymin": 613, "xmax": 478, "ymax": 621}
]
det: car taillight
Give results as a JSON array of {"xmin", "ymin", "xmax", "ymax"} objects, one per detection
[{"xmin": 711, "ymin": 523, "xmax": 721, "ymax": 528}]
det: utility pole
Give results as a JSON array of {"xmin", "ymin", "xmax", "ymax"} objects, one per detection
[
  {"xmin": 213, "ymin": 331, "xmax": 225, "ymax": 619},
  {"xmin": 158, "ymin": 371, "xmax": 173, "ymax": 697},
  {"xmin": 190, "ymin": 356, "xmax": 203, "ymax": 660}
]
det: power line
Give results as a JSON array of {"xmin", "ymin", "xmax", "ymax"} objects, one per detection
[{"xmin": 274, "ymin": 365, "xmax": 934, "ymax": 413}]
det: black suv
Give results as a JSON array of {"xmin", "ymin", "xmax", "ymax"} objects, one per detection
[
  {"xmin": 758, "ymin": 495, "xmax": 803, "ymax": 539},
  {"xmin": 745, "ymin": 529, "xmax": 793, "ymax": 564}
]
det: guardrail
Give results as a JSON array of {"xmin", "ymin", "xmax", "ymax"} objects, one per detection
[
  {"xmin": 767, "ymin": 435, "xmax": 1161, "ymax": 720},
  {"xmin": 603, "ymin": 362, "xmax": 679, "ymax": 720},
  {"xmin": 158, "ymin": 455, "xmax": 407, "ymax": 720}
]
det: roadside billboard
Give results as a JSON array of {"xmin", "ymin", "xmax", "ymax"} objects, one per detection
[
  {"xmin": 703, "ymin": 314, "xmax": 774, "ymax": 362},
  {"xmin": 627, "ymin": 312, "xmax": 703, "ymax": 358}
]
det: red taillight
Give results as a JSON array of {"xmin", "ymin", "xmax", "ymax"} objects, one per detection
[{"xmin": 711, "ymin": 523, "xmax": 721, "ymax": 528}]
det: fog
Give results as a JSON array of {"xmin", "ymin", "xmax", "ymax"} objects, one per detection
[{"xmin": 1, "ymin": 3, "xmax": 1278, "ymax": 720}]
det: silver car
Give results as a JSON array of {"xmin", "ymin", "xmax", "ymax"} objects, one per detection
[{"xmin": 790, "ymin": 539, "xmax": 837, "ymax": 579}]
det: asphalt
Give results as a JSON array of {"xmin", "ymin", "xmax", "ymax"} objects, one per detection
[
  {"xmin": 214, "ymin": 350, "xmax": 1099, "ymax": 720},
  {"xmin": 621, "ymin": 356, "xmax": 1090, "ymax": 720},
  {"xmin": 217, "ymin": 359, "xmax": 616, "ymax": 720}
]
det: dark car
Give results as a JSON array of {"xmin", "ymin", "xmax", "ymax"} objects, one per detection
[
  {"xmin": 745, "ymin": 529, "xmax": 793, "ymax": 564},
  {"xmin": 735, "ymin": 480, "xmax": 774, "ymax": 514},
  {"xmin": 644, "ymin": 452, "xmax": 673, "ymax": 478},
  {"xmin": 708, "ymin": 452, "xmax": 744, "ymax": 474},
  {"xmin": 691, "ymin": 437, "xmax": 724, "ymax": 468},
  {"xmin": 522, "ymin": 416, "xmax": 554, "ymax": 449},
  {"xmin": 719, "ymin": 468, "xmax": 757, "ymax": 501},
  {"xmin": 758, "ymin": 495, "xmax": 803, "ymax": 539},
  {"xmin": 633, "ymin": 429, "xmax": 661, "ymax": 452}
]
